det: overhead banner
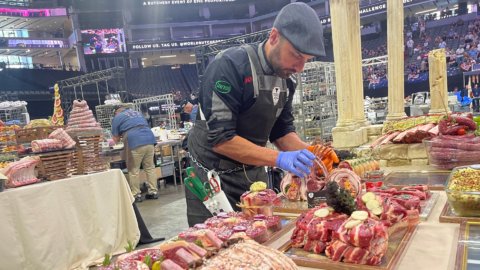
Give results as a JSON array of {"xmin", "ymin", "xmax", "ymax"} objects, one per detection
[
  {"xmin": 142, "ymin": 0, "xmax": 236, "ymax": 6},
  {"xmin": 128, "ymin": 39, "xmax": 227, "ymax": 51}
]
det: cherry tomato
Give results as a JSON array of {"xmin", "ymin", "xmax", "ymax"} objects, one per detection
[{"xmin": 457, "ymin": 128, "xmax": 466, "ymax": 135}]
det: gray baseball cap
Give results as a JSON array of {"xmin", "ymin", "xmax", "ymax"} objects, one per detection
[{"xmin": 273, "ymin": 2, "xmax": 325, "ymax": 57}]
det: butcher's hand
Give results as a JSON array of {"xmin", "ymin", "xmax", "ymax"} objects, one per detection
[{"xmin": 276, "ymin": 149, "xmax": 315, "ymax": 177}]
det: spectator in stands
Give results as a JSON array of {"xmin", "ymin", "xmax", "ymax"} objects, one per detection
[
  {"xmin": 455, "ymin": 46, "xmax": 465, "ymax": 65},
  {"xmin": 407, "ymin": 38, "xmax": 414, "ymax": 57},
  {"xmin": 184, "ymin": 2, "xmax": 324, "ymax": 226},
  {"xmin": 112, "ymin": 106, "xmax": 158, "ymax": 203},
  {"xmin": 439, "ymin": 39, "xmax": 447, "ymax": 49},
  {"xmin": 472, "ymin": 84, "xmax": 480, "ymax": 112}
]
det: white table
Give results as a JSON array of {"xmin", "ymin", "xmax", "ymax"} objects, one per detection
[{"xmin": 0, "ymin": 169, "xmax": 140, "ymax": 270}]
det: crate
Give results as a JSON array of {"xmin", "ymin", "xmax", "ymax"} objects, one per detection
[
  {"xmin": 34, "ymin": 149, "xmax": 75, "ymax": 180},
  {"xmin": 72, "ymin": 135, "xmax": 108, "ymax": 175},
  {"xmin": 15, "ymin": 126, "xmax": 64, "ymax": 144}
]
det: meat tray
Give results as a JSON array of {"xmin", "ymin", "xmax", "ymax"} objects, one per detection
[
  {"xmin": 273, "ymin": 192, "xmax": 439, "ymax": 221},
  {"xmin": 383, "ymin": 171, "xmax": 450, "ymax": 191},
  {"xmin": 439, "ymin": 202, "xmax": 480, "ymax": 224},
  {"xmin": 454, "ymin": 221, "xmax": 480, "ymax": 270},
  {"xmin": 277, "ymin": 221, "xmax": 416, "ymax": 270}
]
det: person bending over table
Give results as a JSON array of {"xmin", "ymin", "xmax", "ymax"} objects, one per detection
[{"xmin": 112, "ymin": 106, "xmax": 158, "ymax": 203}]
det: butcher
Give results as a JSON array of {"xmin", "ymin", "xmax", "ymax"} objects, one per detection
[
  {"xmin": 112, "ymin": 106, "xmax": 157, "ymax": 203},
  {"xmin": 185, "ymin": 2, "xmax": 329, "ymax": 225}
]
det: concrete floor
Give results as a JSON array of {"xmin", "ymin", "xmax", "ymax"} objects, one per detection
[{"xmin": 135, "ymin": 183, "xmax": 190, "ymax": 247}]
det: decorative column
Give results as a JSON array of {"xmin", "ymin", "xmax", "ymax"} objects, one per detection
[
  {"xmin": 386, "ymin": 0, "xmax": 407, "ymax": 120},
  {"xmin": 330, "ymin": 0, "xmax": 368, "ymax": 148},
  {"xmin": 428, "ymin": 49, "xmax": 450, "ymax": 114}
]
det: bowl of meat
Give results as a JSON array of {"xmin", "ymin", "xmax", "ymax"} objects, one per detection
[
  {"xmin": 424, "ymin": 136, "xmax": 480, "ymax": 169},
  {"xmin": 446, "ymin": 165, "xmax": 480, "ymax": 217}
]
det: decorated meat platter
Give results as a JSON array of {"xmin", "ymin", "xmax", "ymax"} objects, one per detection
[
  {"xmin": 274, "ymin": 191, "xmax": 439, "ymax": 221},
  {"xmin": 455, "ymin": 221, "xmax": 480, "ymax": 270},
  {"xmin": 278, "ymin": 222, "xmax": 416, "ymax": 270},
  {"xmin": 383, "ymin": 171, "xmax": 450, "ymax": 190}
]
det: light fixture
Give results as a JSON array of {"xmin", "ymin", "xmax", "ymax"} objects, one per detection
[
  {"xmin": 26, "ymin": 49, "xmax": 30, "ymax": 52},
  {"xmin": 190, "ymin": 54, "xmax": 195, "ymax": 57},
  {"xmin": 141, "ymin": 57, "xmax": 148, "ymax": 60},
  {"xmin": 415, "ymin": 8, "xmax": 438, "ymax": 15},
  {"xmin": 160, "ymin": 55, "xmax": 176, "ymax": 58},
  {"xmin": 6, "ymin": 49, "xmax": 9, "ymax": 52}
]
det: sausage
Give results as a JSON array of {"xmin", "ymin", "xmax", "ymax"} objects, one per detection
[{"xmin": 452, "ymin": 116, "xmax": 477, "ymax": 131}]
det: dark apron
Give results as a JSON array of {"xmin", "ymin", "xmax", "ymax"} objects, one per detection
[{"xmin": 185, "ymin": 44, "xmax": 288, "ymax": 226}]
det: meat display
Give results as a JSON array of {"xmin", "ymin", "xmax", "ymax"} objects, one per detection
[
  {"xmin": 178, "ymin": 211, "xmax": 281, "ymax": 244},
  {"xmin": 31, "ymin": 138, "xmax": 63, "ymax": 153},
  {"xmin": 426, "ymin": 134, "xmax": 480, "ymax": 169},
  {"xmin": 2, "ymin": 156, "xmax": 40, "ymax": 188},
  {"xmin": 325, "ymin": 168, "xmax": 362, "ymax": 197},
  {"xmin": 290, "ymin": 205, "xmax": 388, "ymax": 265},
  {"xmin": 337, "ymin": 158, "xmax": 380, "ymax": 178},
  {"xmin": 239, "ymin": 182, "xmax": 280, "ymax": 216},
  {"xmin": 112, "ymin": 237, "xmax": 297, "ymax": 270},
  {"xmin": 66, "ymin": 100, "xmax": 102, "ymax": 135},
  {"xmin": 280, "ymin": 156, "xmax": 330, "ymax": 200},
  {"xmin": 199, "ymin": 239, "xmax": 298, "ymax": 270},
  {"xmin": 326, "ymin": 214, "xmax": 388, "ymax": 265},
  {"xmin": 48, "ymin": 128, "xmax": 76, "ymax": 149}
]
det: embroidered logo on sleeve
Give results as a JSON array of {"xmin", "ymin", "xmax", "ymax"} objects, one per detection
[{"xmin": 215, "ymin": 80, "xmax": 232, "ymax": 94}]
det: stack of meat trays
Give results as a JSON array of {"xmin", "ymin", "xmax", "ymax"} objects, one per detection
[
  {"xmin": 34, "ymin": 149, "xmax": 75, "ymax": 180},
  {"xmin": 72, "ymin": 135, "xmax": 107, "ymax": 175}
]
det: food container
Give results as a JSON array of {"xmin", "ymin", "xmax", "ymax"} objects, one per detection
[
  {"xmin": 424, "ymin": 139, "xmax": 479, "ymax": 170},
  {"xmin": 446, "ymin": 165, "xmax": 480, "ymax": 217}
]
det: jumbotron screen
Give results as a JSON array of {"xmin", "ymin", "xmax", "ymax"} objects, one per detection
[{"xmin": 81, "ymin": 28, "xmax": 126, "ymax": 55}]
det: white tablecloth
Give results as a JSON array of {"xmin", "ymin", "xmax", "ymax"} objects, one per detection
[{"xmin": 0, "ymin": 169, "xmax": 140, "ymax": 270}]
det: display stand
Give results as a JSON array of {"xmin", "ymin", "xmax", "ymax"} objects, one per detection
[
  {"xmin": 294, "ymin": 61, "xmax": 337, "ymax": 141},
  {"xmin": 133, "ymin": 94, "xmax": 177, "ymax": 130}
]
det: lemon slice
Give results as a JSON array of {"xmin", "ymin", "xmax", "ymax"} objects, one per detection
[
  {"xmin": 351, "ymin": 210, "xmax": 369, "ymax": 221},
  {"xmin": 314, "ymin": 208, "xmax": 330, "ymax": 218},
  {"xmin": 366, "ymin": 200, "xmax": 380, "ymax": 210},
  {"xmin": 361, "ymin": 192, "xmax": 376, "ymax": 203},
  {"xmin": 372, "ymin": 207, "xmax": 383, "ymax": 216},
  {"xmin": 345, "ymin": 219, "xmax": 362, "ymax": 229}
]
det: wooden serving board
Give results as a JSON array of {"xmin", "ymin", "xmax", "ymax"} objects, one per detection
[
  {"xmin": 439, "ymin": 202, "xmax": 480, "ymax": 224},
  {"xmin": 278, "ymin": 223, "xmax": 416, "ymax": 270}
]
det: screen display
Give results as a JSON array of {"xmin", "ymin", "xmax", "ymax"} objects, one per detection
[{"xmin": 81, "ymin": 28, "xmax": 126, "ymax": 55}]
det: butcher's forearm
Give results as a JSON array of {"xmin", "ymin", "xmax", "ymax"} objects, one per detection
[
  {"xmin": 274, "ymin": 132, "xmax": 309, "ymax": 151},
  {"xmin": 213, "ymin": 136, "xmax": 279, "ymax": 167}
]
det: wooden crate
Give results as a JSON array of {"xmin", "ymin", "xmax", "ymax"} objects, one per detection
[
  {"xmin": 72, "ymin": 135, "xmax": 108, "ymax": 175},
  {"xmin": 35, "ymin": 149, "xmax": 75, "ymax": 180},
  {"xmin": 15, "ymin": 126, "xmax": 64, "ymax": 144}
]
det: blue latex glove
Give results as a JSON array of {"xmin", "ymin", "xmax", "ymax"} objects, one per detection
[{"xmin": 276, "ymin": 149, "xmax": 316, "ymax": 177}]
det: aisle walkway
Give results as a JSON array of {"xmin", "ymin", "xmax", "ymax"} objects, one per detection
[{"xmin": 136, "ymin": 184, "xmax": 189, "ymax": 245}]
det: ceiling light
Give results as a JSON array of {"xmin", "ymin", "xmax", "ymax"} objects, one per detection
[
  {"xmin": 141, "ymin": 57, "xmax": 148, "ymax": 60},
  {"xmin": 190, "ymin": 54, "xmax": 195, "ymax": 57},
  {"xmin": 6, "ymin": 49, "xmax": 9, "ymax": 52},
  {"xmin": 160, "ymin": 55, "xmax": 176, "ymax": 58},
  {"xmin": 26, "ymin": 49, "xmax": 30, "ymax": 52}
]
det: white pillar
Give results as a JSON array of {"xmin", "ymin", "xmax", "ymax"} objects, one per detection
[
  {"xmin": 386, "ymin": 0, "xmax": 407, "ymax": 120},
  {"xmin": 428, "ymin": 49, "xmax": 451, "ymax": 114}
]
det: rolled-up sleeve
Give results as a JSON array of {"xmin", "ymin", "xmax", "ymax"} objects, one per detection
[
  {"xmin": 269, "ymin": 79, "xmax": 297, "ymax": 142},
  {"xmin": 200, "ymin": 53, "xmax": 245, "ymax": 146}
]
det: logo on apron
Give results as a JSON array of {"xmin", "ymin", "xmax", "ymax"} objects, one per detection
[{"xmin": 272, "ymin": 87, "xmax": 280, "ymax": 106}]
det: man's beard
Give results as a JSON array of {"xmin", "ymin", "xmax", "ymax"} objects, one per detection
[{"xmin": 269, "ymin": 45, "xmax": 295, "ymax": 79}]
